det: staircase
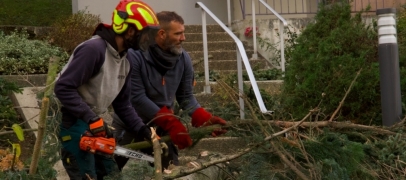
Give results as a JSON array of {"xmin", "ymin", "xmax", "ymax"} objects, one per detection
[
  {"xmin": 185, "ymin": 25, "xmax": 268, "ymax": 77},
  {"xmin": 182, "ymin": 24, "xmax": 281, "ymax": 101}
]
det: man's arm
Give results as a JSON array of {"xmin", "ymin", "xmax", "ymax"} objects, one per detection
[
  {"xmin": 128, "ymin": 49, "xmax": 161, "ymax": 121},
  {"xmin": 176, "ymin": 50, "xmax": 200, "ymax": 115},
  {"xmin": 54, "ymin": 43, "xmax": 103, "ymax": 123},
  {"xmin": 111, "ymin": 68, "xmax": 145, "ymax": 132}
]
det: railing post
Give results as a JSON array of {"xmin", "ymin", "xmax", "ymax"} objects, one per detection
[
  {"xmin": 227, "ymin": 0, "xmax": 232, "ymax": 30},
  {"xmin": 237, "ymin": 50, "xmax": 245, "ymax": 119},
  {"xmin": 279, "ymin": 20, "xmax": 285, "ymax": 73},
  {"xmin": 251, "ymin": 0, "xmax": 258, "ymax": 59},
  {"xmin": 201, "ymin": 9, "xmax": 211, "ymax": 94}
]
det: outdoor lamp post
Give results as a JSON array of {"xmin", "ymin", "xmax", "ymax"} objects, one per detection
[{"xmin": 376, "ymin": 8, "xmax": 402, "ymax": 126}]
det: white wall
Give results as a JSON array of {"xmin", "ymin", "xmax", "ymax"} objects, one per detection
[{"xmin": 72, "ymin": 0, "xmax": 232, "ymax": 25}]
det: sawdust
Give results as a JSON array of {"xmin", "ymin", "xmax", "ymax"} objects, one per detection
[{"xmin": 0, "ymin": 149, "xmax": 25, "ymax": 171}]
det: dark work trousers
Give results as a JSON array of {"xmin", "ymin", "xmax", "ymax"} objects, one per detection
[
  {"xmin": 59, "ymin": 119, "xmax": 121, "ymax": 180},
  {"xmin": 113, "ymin": 128, "xmax": 179, "ymax": 170}
]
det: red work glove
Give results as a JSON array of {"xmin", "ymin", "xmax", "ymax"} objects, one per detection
[
  {"xmin": 191, "ymin": 108, "xmax": 227, "ymax": 137},
  {"xmin": 153, "ymin": 107, "xmax": 192, "ymax": 149}
]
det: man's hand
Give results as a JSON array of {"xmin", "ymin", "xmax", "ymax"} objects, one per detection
[
  {"xmin": 137, "ymin": 125, "xmax": 152, "ymax": 141},
  {"xmin": 89, "ymin": 117, "xmax": 112, "ymax": 137},
  {"xmin": 153, "ymin": 106, "xmax": 192, "ymax": 149},
  {"xmin": 191, "ymin": 107, "xmax": 227, "ymax": 137}
]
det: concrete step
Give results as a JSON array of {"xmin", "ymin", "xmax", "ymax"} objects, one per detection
[
  {"xmin": 193, "ymin": 80, "xmax": 283, "ymax": 95},
  {"xmin": 188, "ymin": 49, "xmax": 256, "ymax": 61},
  {"xmin": 192, "ymin": 59, "xmax": 269, "ymax": 71},
  {"xmin": 185, "ymin": 32, "xmax": 234, "ymax": 42},
  {"xmin": 183, "ymin": 41, "xmax": 247, "ymax": 51},
  {"xmin": 185, "ymin": 24, "xmax": 224, "ymax": 33}
]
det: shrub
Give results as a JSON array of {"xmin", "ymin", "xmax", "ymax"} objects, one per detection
[
  {"xmin": 48, "ymin": 10, "xmax": 102, "ymax": 54},
  {"xmin": 0, "ymin": 78, "xmax": 21, "ymax": 124},
  {"xmin": 0, "ymin": 30, "xmax": 69, "ymax": 75},
  {"xmin": 280, "ymin": 2, "xmax": 380, "ymax": 124},
  {"xmin": 0, "ymin": 0, "xmax": 71, "ymax": 26}
]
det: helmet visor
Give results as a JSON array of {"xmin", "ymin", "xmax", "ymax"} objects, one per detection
[{"xmin": 137, "ymin": 26, "xmax": 159, "ymax": 52}]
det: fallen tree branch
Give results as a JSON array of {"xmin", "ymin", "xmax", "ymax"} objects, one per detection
[
  {"xmin": 268, "ymin": 120, "xmax": 396, "ymax": 135},
  {"xmin": 162, "ymin": 109, "xmax": 314, "ymax": 179},
  {"xmin": 125, "ymin": 118, "xmax": 396, "ymax": 151},
  {"xmin": 329, "ymin": 68, "xmax": 362, "ymax": 122},
  {"xmin": 151, "ymin": 128, "xmax": 162, "ymax": 180}
]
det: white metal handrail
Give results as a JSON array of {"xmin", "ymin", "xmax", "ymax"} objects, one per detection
[
  {"xmin": 195, "ymin": 2, "xmax": 273, "ymax": 119},
  {"xmin": 252, "ymin": 0, "xmax": 288, "ymax": 72}
]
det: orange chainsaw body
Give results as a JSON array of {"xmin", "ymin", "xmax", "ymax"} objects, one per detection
[{"xmin": 79, "ymin": 136, "xmax": 116, "ymax": 154}]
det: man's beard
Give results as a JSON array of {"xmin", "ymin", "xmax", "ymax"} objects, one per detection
[
  {"xmin": 164, "ymin": 39, "xmax": 182, "ymax": 55},
  {"xmin": 123, "ymin": 34, "xmax": 141, "ymax": 50}
]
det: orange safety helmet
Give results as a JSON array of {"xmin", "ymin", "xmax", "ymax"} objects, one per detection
[{"xmin": 112, "ymin": 0, "xmax": 159, "ymax": 34}]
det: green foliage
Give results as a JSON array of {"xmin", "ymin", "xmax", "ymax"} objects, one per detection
[
  {"xmin": 0, "ymin": 78, "xmax": 21, "ymax": 124},
  {"xmin": 280, "ymin": 2, "xmax": 380, "ymax": 124},
  {"xmin": 376, "ymin": 133, "xmax": 406, "ymax": 167},
  {"xmin": 48, "ymin": 10, "xmax": 102, "ymax": 54},
  {"xmin": 195, "ymin": 68, "xmax": 282, "ymax": 82},
  {"xmin": 302, "ymin": 132, "xmax": 366, "ymax": 176},
  {"xmin": 258, "ymin": 26, "xmax": 299, "ymax": 69},
  {"xmin": 0, "ymin": 29, "xmax": 69, "ymax": 75},
  {"xmin": 0, "ymin": 0, "xmax": 71, "ymax": 26},
  {"xmin": 246, "ymin": 69, "xmax": 283, "ymax": 81},
  {"xmin": 0, "ymin": 158, "xmax": 57, "ymax": 179},
  {"xmin": 237, "ymin": 153, "xmax": 279, "ymax": 180},
  {"xmin": 396, "ymin": 6, "xmax": 406, "ymax": 119},
  {"xmin": 398, "ymin": 5, "xmax": 406, "ymax": 66},
  {"xmin": 318, "ymin": 159, "xmax": 350, "ymax": 180}
]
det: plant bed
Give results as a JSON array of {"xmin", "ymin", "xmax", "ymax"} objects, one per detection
[
  {"xmin": 0, "ymin": 122, "xmax": 36, "ymax": 171},
  {"xmin": 0, "ymin": 77, "xmax": 36, "ymax": 172}
]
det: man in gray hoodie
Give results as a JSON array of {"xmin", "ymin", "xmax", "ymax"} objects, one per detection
[{"xmin": 54, "ymin": 1, "xmax": 159, "ymax": 179}]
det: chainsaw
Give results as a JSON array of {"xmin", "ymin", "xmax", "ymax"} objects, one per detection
[{"xmin": 79, "ymin": 135, "xmax": 154, "ymax": 163}]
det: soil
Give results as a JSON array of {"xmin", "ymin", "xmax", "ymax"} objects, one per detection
[{"xmin": 0, "ymin": 117, "xmax": 36, "ymax": 169}]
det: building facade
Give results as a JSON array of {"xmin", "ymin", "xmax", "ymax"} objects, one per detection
[{"xmin": 73, "ymin": 0, "xmax": 406, "ymax": 25}]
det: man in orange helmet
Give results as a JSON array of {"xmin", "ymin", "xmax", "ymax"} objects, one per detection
[{"xmin": 54, "ymin": 0, "xmax": 159, "ymax": 179}]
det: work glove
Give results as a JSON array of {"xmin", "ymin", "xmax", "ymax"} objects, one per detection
[
  {"xmin": 153, "ymin": 106, "xmax": 192, "ymax": 149},
  {"xmin": 137, "ymin": 125, "xmax": 152, "ymax": 142},
  {"xmin": 191, "ymin": 107, "xmax": 227, "ymax": 137},
  {"xmin": 89, "ymin": 117, "xmax": 113, "ymax": 137}
]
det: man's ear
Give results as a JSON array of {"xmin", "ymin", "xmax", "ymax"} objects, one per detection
[{"xmin": 157, "ymin": 29, "xmax": 166, "ymax": 40}]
